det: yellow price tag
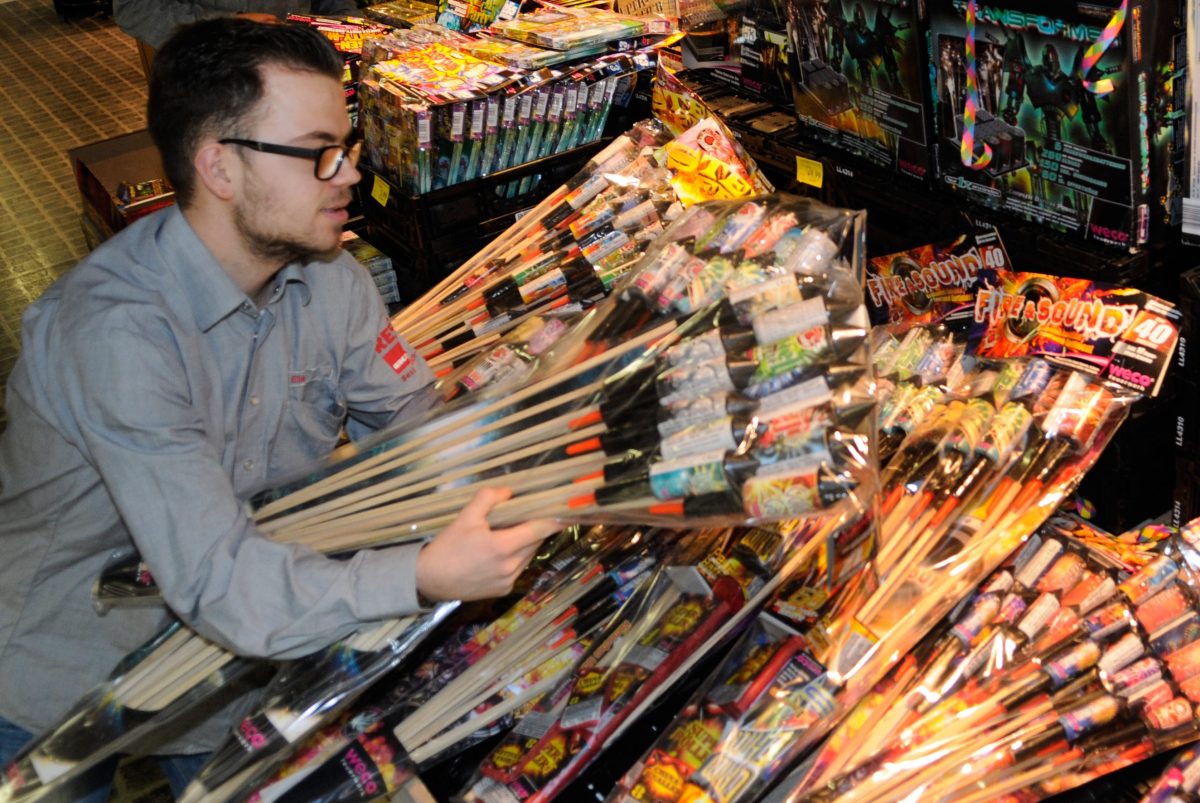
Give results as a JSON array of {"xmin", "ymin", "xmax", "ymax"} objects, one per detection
[
  {"xmin": 370, "ymin": 175, "xmax": 390, "ymax": 207},
  {"xmin": 795, "ymin": 156, "xmax": 823, "ymax": 188}
]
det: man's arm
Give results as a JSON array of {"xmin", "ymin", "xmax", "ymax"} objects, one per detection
[{"xmin": 64, "ymin": 318, "xmax": 554, "ymax": 659}]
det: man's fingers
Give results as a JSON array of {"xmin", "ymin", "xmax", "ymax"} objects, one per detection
[
  {"xmin": 461, "ymin": 486, "xmax": 514, "ymax": 520},
  {"xmin": 493, "ymin": 519, "xmax": 561, "ymax": 551}
]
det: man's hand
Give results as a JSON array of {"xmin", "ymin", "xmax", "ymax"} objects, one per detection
[{"xmin": 415, "ymin": 487, "xmax": 560, "ymax": 603}]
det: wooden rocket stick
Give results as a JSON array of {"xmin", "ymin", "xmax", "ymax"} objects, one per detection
[{"xmin": 253, "ymin": 319, "xmax": 677, "ymax": 521}]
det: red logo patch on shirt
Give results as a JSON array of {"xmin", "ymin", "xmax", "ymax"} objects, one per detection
[{"xmin": 376, "ymin": 325, "xmax": 418, "ymax": 382}]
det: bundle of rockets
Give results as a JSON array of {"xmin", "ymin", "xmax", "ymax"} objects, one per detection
[{"xmin": 3, "ymin": 79, "xmax": 1196, "ymax": 803}]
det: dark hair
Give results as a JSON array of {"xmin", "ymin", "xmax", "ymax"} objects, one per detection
[{"xmin": 148, "ymin": 18, "xmax": 344, "ymax": 206}]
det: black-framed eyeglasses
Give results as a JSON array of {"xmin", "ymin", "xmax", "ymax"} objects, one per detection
[{"xmin": 218, "ymin": 136, "xmax": 362, "ymax": 180}]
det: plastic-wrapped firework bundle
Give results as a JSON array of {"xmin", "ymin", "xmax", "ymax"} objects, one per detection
[
  {"xmin": 645, "ymin": 283, "xmax": 1176, "ymax": 803},
  {"xmin": 239, "ymin": 193, "xmax": 871, "ymax": 563},
  {"xmin": 606, "ymin": 522, "xmax": 880, "ymax": 803},
  {"xmin": 773, "ymin": 522, "xmax": 1200, "ymax": 803},
  {"xmin": 398, "ymin": 120, "xmax": 696, "ymax": 376},
  {"xmin": 235, "ymin": 525, "xmax": 661, "ymax": 803},
  {"xmin": 458, "ymin": 517, "xmax": 851, "ymax": 803},
  {"xmin": 0, "ymin": 623, "xmax": 257, "ymax": 802},
  {"xmin": 174, "ymin": 608, "xmax": 457, "ymax": 803}
]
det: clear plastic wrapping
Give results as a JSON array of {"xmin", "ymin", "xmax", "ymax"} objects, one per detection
[
  {"xmin": 458, "ymin": 517, "xmax": 846, "ymax": 803},
  {"xmin": 176, "ymin": 607, "xmax": 456, "ymax": 803},
  {"xmin": 242, "ymin": 193, "xmax": 873, "ymax": 558},
  {"xmin": 237, "ymin": 524, "xmax": 658, "ymax": 802},
  {"xmin": 0, "ymin": 623, "xmax": 256, "ymax": 802},
  {"xmin": 775, "ymin": 520, "xmax": 1200, "ymax": 803}
]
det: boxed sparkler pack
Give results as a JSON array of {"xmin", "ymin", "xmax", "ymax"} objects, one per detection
[
  {"xmin": 929, "ymin": 0, "xmax": 1183, "ymax": 251},
  {"xmin": 784, "ymin": 0, "xmax": 934, "ymax": 181}
]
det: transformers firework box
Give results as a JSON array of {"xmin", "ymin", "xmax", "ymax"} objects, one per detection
[
  {"xmin": 738, "ymin": 0, "xmax": 795, "ymax": 104},
  {"xmin": 929, "ymin": 0, "xmax": 1183, "ymax": 252},
  {"xmin": 784, "ymin": 0, "xmax": 934, "ymax": 181}
]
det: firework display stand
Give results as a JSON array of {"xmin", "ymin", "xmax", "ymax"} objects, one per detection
[{"xmin": 28, "ymin": 3, "xmax": 1200, "ymax": 803}]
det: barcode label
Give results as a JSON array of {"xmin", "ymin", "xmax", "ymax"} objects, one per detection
[{"xmin": 1183, "ymin": 198, "xmax": 1200, "ymax": 237}]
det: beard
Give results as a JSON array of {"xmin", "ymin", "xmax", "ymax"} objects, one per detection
[{"xmin": 233, "ymin": 176, "xmax": 344, "ymax": 267}]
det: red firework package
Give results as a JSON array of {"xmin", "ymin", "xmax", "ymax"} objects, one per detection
[
  {"xmin": 969, "ymin": 267, "xmax": 1180, "ymax": 397},
  {"xmin": 864, "ymin": 228, "xmax": 1012, "ymax": 327}
]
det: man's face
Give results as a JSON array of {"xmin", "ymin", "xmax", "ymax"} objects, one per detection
[{"xmin": 231, "ymin": 64, "xmax": 358, "ymax": 264}]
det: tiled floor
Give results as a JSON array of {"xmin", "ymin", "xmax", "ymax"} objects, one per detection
[{"xmin": 0, "ymin": 0, "xmax": 148, "ymax": 432}]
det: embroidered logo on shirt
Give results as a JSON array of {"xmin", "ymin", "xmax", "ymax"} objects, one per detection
[{"xmin": 375, "ymin": 326, "xmax": 419, "ymax": 382}]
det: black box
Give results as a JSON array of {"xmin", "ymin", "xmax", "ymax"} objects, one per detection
[
  {"xmin": 739, "ymin": 22, "xmax": 795, "ymax": 104},
  {"xmin": 785, "ymin": 0, "xmax": 934, "ymax": 181},
  {"xmin": 359, "ymin": 139, "xmax": 609, "ymax": 295},
  {"xmin": 928, "ymin": 0, "xmax": 1183, "ymax": 251}
]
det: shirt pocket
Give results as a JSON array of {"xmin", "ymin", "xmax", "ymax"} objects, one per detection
[{"xmin": 274, "ymin": 374, "xmax": 347, "ymax": 473}]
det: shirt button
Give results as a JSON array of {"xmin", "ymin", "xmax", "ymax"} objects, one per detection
[
  {"xmin": 243, "ymin": 459, "xmax": 255, "ymax": 470},
  {"xmin": 249, "ymin": 396, "xmax": 260, "ymax": 406}
]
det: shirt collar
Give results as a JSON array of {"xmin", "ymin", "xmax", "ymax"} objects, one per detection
[{"xmin": 157, "ymin": 206, "xmax": 312, "ymax": 333}]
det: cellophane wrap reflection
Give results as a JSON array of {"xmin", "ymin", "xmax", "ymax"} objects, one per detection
[
  {"xmin": 176, "ymin": 607, "xmax": 456, "ymax": 803},
  {"xmin": 0, "ymin": 622, "xmax": 257, "ymax": 803},
  {"xmin": 459, "ymin": 510, "xmax": 869, "ymax": 803},
  {"xmin": 712, "ymin": 313, "xmax": 1169, "ymax": 803},
  {"xmin": 238, "ymin": 524, "xmax": 664, "ymax": 803},
  {"xmin": 769, "ymin": 516, "xmax": 1200, "ymax": 803}
]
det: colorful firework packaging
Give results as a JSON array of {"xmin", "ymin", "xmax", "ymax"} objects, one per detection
[
  {"xmin": 611, "ymin": 614, "xmax": 818, "ymax": 803},
  {"xmin": 555, "ymin": 194, "xmax": 874, "ymax": 529},
  {"xmin": 387, "ymin": 116, "xmax": 772, "ymax": 382},
  {"xmin": 1142, "ymin": 741, "xmax": 1200, "ymax": 803},
  {"xmin": 864, "ymin": 228, "xmax": 1012, "ymax": 327},
  {"xmin": 359, "ymin": 25, "xmax": 653, "ymax": 195},
  {"xmin": 234, "ymin": 525, "xmax": 661, "ymax": 803},
  {"xmin": 927, "ymin": 0, "xmax": 1183, "ymax": 250},
  {"xmin": 969, "ymin": 266, "xmax": 1180, "ymax": 397},
  {"xmin": 606, "ymin": 519, "xmax": 878, "ymax": 803},
  {"xmin": 767, "ymin": 516, "xmax": 1200, "ymax": 803},
  {"xmin": 363, "ymin": 0, "xmax": 440, "ymax": 28},
  {"xmin": 459, "ymin": 518, "xmax": 845, "ymax": 803},
  {"xmin": 243, "ymin": 191, "xmax": 871, "ymax": 558},
  {"xmin": 491, "ymin": 8, "xmax": 647, "ymax": 51},
  {"xmin": 784, "ymin": 0, "xmax": 935, "ymax": 180},
  {"xmin": 648, "ymin": 286, "xmax": 1173, "ymax": 803}
]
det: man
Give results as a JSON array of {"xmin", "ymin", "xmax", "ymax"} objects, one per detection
[{"xmin": 0, "ymin": 18, "xmax": 558, "ymax": 799}]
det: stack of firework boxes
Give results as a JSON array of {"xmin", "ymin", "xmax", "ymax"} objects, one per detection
[{"xmin": 779, "ymin": 0, "xmax": 1183, "ymax": 253}]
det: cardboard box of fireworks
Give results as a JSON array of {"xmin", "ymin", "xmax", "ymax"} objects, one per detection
[
  {"xmin": 928, "ymin": 0, "xmax": 1184, "ymax": 251},
  {"xmin": 69, "ymin": 129, "xmax": 175, "ymax": 248},
  {"xmin": 784, "ymin": 0, "xmax": 934, "ymax": 182}
]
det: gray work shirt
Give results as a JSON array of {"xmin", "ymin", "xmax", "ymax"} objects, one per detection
[
  {"xmin": 0, "ymin": 206, "xmax": 436, "ymax": 748},
  {"xmin": 114, "ymin": 0, "xmax": 360, "ymax": 48}
]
